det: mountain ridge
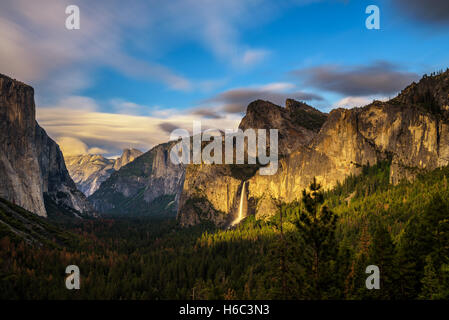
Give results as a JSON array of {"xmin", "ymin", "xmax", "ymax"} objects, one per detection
[
  {"xmin": 65, "ymin": 148, "xmax": 143, "ymax": 196},
  {"xmin": 89, "ymin": 141, "xmax": 184, "ymax": 216},
  {"xmin": 177, "ymin": 70, "xmax": 449, "ymax": 226}
]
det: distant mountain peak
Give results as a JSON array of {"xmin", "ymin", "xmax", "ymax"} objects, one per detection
[
  {"xmin": 239, "ymin": 98, "xmax": 328, "ymax": 155},
  {"xmin": 114, "ymin": 148, "xmax": 143, "ymax": 171},
  {"xmin": 122, "ymin": 147, "xmax": 142, "ymax": 153},
  {"xmin": 65, "ymin": 148, "xmax": 143, "ymax": 196}
]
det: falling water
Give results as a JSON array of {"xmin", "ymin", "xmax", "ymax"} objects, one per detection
[{"xmin": 231, "ymin": 181, "xmax": 247, "ymax": 226}]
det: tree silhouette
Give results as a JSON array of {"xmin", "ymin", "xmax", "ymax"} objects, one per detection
[{"xmin": 295, "ymin": 178, "xmax": 339, "ymax": 299}]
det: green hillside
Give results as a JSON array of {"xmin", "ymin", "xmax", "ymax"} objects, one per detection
[{"xmin": 0, "ymin": 197, "xmax": 81, "ymax": 248}]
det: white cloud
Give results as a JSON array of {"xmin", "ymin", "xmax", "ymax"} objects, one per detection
[
  {"xmin": 334, "ymin": 95, "xmax": 389, "ymax": 109},
  {"xmin": 259, "ymin": 82, "xmax": 296, "ymax": 92},
  {"xmin": 57, "ymin": 137, "xmax": 89, "ymax": 156},
  {"xmin": 241, "ymin": 49, "xmax": 270, "ymax": 66},
  {"xmin": 37, "ymin": 96, "xmax": 241, "ymax": 157},
  {"xmin": 57, "ymin": 136, "xmax": 109, "ymax": 156},
  {"xmin": 110, "ymin": 99, "xmax": 150, "ymax": 116},
  {"xmin": 88, "ymin": 147, "xmax": 110, "ymax": 155}
]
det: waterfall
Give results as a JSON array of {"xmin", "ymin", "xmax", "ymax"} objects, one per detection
[{"xmin": 231, "ymin": 181, "xmax": 247, "ymax": 226}]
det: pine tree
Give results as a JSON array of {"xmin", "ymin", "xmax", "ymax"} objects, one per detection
[
  {"xmin": 267, "ymin": 201, "xmax": 305, "ymax": 299},
  {"xmin": 394, "ymin": 244, "xmax": 418, "ymax": 299},
  {"xmin": 366, "ymin": 223, "xmax": 397, "ymax": 299},
  {"xmin": 295, "ymin": 178, "xmax": 339, "ymax": 299},
  {"xmin": 419, "ymin": 255, "xmax": 443, "ymax": 300}
]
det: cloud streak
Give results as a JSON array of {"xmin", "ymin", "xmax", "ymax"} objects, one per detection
[
  {"xmin": 394, "ymin": 0, "xmax": 449, "ymax": 26},
  {"xmin": 36, "ymin": 96, "xmax": 241, "ymax": 157},
  {"xmin": 36, "ymin": 80, "xmax": 318, "ymax": 157},
  {"xmin": 201, "ymin": 83, "xmax": 324, "ymax": 114},
  {"xmin": 291, "ymin": 61, "xmax": 419, "ymax": 96},
  {"xmin": 0, "ymin": 0, "xmax": 192, "ymax": 96},
  {"xmin": 1, "ymin": 0, "xmax": 318, "ymax": 97}
]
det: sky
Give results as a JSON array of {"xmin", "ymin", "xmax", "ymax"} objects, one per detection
[{"xmin": 1, "ymin": 0, "xmax": 449, "ymax": 157}]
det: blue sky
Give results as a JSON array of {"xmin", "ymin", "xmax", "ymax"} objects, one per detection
[{"xmin": 1, "ymin": 0, "xmax": 448, "ymax": 156}]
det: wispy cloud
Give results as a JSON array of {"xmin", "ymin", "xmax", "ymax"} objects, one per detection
[
  {"xmin": 394, "ymin": 0, "xmax": 449, "ymax": 26},
  {"xmin": 57, "ymin": 137, "xmax": 109, "ymax": 156},
  {"xmin": 36, "ymin": 96, "xmax": 241, "ymax": 157},
  {"xmin": 0, "ymin": 0, "xmax": 191, "ymax": 97},
  {"xmin": 0, "ymin": 0, "xmax": 318, "ymax": 98},
  {"xmin": 189, "ymin": 108, "xmax": 222, "ymax": 119},
  {"xmin": 241, "ymin": 49, "xmax": 271, "ymax": 67}
]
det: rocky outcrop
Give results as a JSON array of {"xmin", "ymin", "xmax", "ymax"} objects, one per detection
[
  {"xmin": 177, "ymin": 165, "xmax": 242, "ymax": 226},
  {"xmin": 34, "ymin": 123, "xmax": 95, "ymax": 215},
  {"xmin": 113, "ymin": 148, "xmax": 143, "ymax": 170},
  {"xmin": 239, "ymin": 99, "xmax": 327, "ymax": 155},
  {"xmin": 65, "ymin": 148, "xmax": 143, "ymax": 197},
  {"xmin": 177, "ymin": 71, "xmax": 449, "ymax": 225},
  {"xmin": 65, "ymin": 155, "xmax": 115, "ymax": 196},
  {"xmin": 247, "ymin": 95, "xmax": 449, "ymax": 218},
  {"xmin": 89, "ymin": 142, "xmax": 185, "ymax": 216},
  {"xmin": 178, "ymin": 99, "xmax": 328, "ymax": 226},
  {"xmin": 0, "ymin": 73, "xmax": 94, "ymax": 217}
]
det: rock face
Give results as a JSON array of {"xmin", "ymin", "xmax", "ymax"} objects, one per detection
[
  {"xmin": 177, "ymin": 71, "xmax": 449, "ymax": 226},
  {"xmin": 65, "ymin": 154, "xmax": 115, "ymax": 197},
  {"xmin": 238, "ymin": 99, "xmax": 326, "ymax": 155},
  {"xmin": 0, "ymin": 74, "xmax": 46, "ymax": 216},
  {"xmin": 177, "ymin": 165, "xmax": 242, "ymax": 226},
  {"xmin": 113, "ymin": 148, "xmax": 143, "ymax": 171},
  {"xmin": 65, "ymin": 149, "xmax": 142, "ymax": 197},
  {"xmin": 0, "ymin": 73, "xmax": 94, "ymax": 217},
  {"xmin": 89, "ymin": 142, "xmax": 185, "ymax": 216},
  {"xmin": 178, "ymin": 99, "xmax": 328, "ymax": 226}
]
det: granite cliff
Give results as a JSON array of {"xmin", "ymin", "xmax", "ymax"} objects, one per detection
[
  {"xmin": 238, "ymin": 99, "xmax": 327, "ymax": 155},
  {"xmin": 0, "ymin": 73, "xmax": 94, "ymax": 217},
  {"xmin": 177, "ymin": 99, "xmax": 328, "ymax": 226},
  {"xmin": 177, "ymin": 71, "xmax": 449, "ymax": 226},
  {"xmin": 89, "ymin": 141, "xmax": 184, "ymax": 216},
  {"xmin": 113, "ymin": 148, "xmax": 143, "ymax": 171}
]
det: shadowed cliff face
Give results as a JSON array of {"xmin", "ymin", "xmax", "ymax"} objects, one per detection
[
  {"xmin": 89, "ymin": 142, "xmax": 185, "ymax": 216},
  {"xmin": 0, "ymin": 73, "xmax": 94, "ymax": 217},
  {"xmin": 177, "ymin": 71, "xmax": 449, "ymax": 226},
  {"xmin": 0, "ymin": 74, "xmax": 46, "ymax": 216},
  {"xmin": 239, "ymin": 99, "xmax": 327, "ymax": 155}
]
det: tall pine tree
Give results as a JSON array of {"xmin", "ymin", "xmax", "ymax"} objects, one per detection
[{"xmin": 295, "ymin": 178, "xmax": 339, "ymax": 299}]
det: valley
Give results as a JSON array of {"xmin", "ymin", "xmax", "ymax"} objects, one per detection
[
  {"xmin": 1, "ymin": 160, "xmax": 448, "ymax": 299},
  {"xmin": 1, "ymin": 70, "xmax": 449, "ymax": 300}
]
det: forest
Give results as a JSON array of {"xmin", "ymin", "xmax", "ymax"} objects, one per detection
[{"xmin": 1, "ymin": 161, "xmax": 449, "ymax": 300}]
